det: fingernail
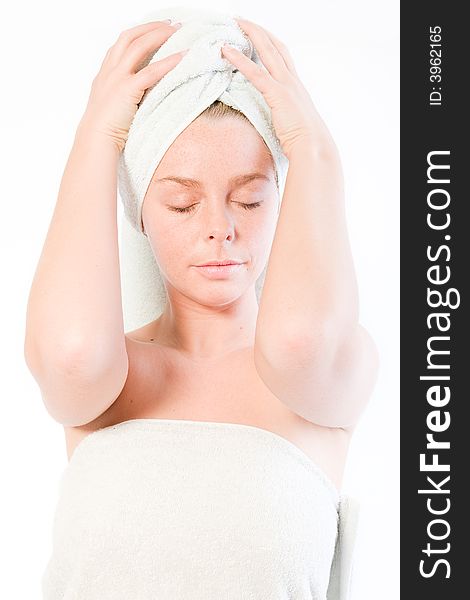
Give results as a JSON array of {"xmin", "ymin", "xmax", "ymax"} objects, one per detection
[{"xmin": 172, "ymin": 21, "xmax": 182, "ymax": 28}]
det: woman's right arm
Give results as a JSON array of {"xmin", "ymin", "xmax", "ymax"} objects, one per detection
[
  {"xmin": 24, "ymin": 19, "xmax": 186, "ymax": 427},
  {"xmin": 24, "ymin": 122, "xmax": 129, "ymax": 427}
]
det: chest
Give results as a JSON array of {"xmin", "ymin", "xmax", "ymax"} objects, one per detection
[{"xmin": 64, "ymin": 342, "xmax": 350, "ymax": 490}]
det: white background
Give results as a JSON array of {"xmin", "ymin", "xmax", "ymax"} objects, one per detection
[{"xmin": 0, "ymin": 0, "xmax": 399, "ymax": 598}]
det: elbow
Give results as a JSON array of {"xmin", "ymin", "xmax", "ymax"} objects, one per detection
[
  {"xmin": 257, "ymin": 318, "xmax": 339, "ymax": 373},
  {"xmin": 38, "ymin": 349, "xmax": 129, "ymax": 428},
  {"xmin": 25, "ymin": 329, "xmax": 118, "ymax": 384}
]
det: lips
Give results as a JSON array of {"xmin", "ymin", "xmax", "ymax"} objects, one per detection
[
  {"xmin": 193, "ymin": 261, "xmax": 246, "ymax": 279},
  {"xmin": 196, "ymin": 260, "xmax": 244, "ymax": 267}
]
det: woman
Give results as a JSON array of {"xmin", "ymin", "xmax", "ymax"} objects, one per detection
[{"xmin": 25, "ymin": 10, "xmax": 379, "ymax": 599}]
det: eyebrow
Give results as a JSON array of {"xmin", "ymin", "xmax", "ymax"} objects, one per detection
[{"xmin": 153, "ymin": 172, "xmax": 271, "ymax": 189}]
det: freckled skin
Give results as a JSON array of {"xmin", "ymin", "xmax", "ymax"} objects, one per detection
[
  {"xmin": 141, "ymin": 115, "xmax": 279, "ymax": 330},
  {"xmin": 63, "ymin": 114, "xmax": 351, "ymax": 489}
]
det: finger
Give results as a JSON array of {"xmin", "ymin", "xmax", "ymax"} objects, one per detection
[
  {"xmin": 121, "ymin": 23, "xmax": 182, "ymax": 74},
  {"xmin": 105, "ymin": 20, "xmax": 175, "ymax": 69},
  {"xmin": 134, "ymin": 49, "xmax": 188, "ymax": 91},
  {"xmin": 233, "ymin": 18, "xmax": 291, "ymax": 81},
  {"xmin": 256, "ymin": 26, "xmax": 298, "ymax": 77},
  {"xmin": 221, "ymin": 44, "xmax": 274, "ymax": 96}
]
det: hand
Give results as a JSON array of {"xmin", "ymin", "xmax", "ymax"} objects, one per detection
[
  {"xmin": 78, "ymin": 20, "xmax": 188, "ymax": 152},
  {"xmin": 221, "ymin": 17, "xmax": 335, "ymax": 158}
]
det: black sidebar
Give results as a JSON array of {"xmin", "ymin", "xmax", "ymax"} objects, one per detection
[{"xmin": 401, "ymin": 3, "xmax": 467, "ymax": 597}]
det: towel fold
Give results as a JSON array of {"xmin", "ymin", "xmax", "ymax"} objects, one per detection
[{"xmin": 327, "ymin": 495, "xmax": 361, "ymax": 600}]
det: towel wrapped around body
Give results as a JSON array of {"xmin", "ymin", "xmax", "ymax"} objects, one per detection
[{"xmin": 41, "ymin": 419, "xmax": 350, "ymax": 599}]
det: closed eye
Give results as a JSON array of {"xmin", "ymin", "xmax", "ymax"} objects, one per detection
[{"xmin": 169, "ymin": 202, "xmax": 263, "ymax": 213}]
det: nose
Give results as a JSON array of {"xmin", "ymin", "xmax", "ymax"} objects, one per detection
[
  {"xmin": 204, "ymin": 204, "xmax": 235, "ymax": 242},
  {"xmin": 209, "ymin": 229, "xmax": 233, "ymax": 241}
]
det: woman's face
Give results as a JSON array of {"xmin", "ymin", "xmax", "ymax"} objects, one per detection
[{"xmin": 141, "ymin": 115, "xmax": 279, "ymax": 307}]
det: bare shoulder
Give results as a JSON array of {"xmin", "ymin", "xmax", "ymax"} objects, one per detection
[{"xmin": 60, "ymin": 328, "xmax": 356, "ymax": 488}]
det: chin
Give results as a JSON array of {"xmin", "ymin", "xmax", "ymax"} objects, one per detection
[{"xmin": 187, "ymin": 283, "xmax": 253, "ymax": 306}]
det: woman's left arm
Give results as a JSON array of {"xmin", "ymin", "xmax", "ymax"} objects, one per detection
[{"xmin": 222, "ymin": 18, "xmax": 379, "ymax": 430}]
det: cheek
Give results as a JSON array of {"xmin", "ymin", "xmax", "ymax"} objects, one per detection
[
  {"xmin": 244, "ymin": 217, "xmax": 277, "ymax": 267},
  {"xmin": 247, "ymin": 208, "xmax": 277, "ymax": 243},
  {"xmin": 147, "ymin": 224, "xmax": 187, "ymax": 273}
]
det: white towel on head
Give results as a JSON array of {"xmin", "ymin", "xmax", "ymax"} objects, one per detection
[{"xmin": 116, "ymin": 6, "xmax": 289, "ymax": 332}]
